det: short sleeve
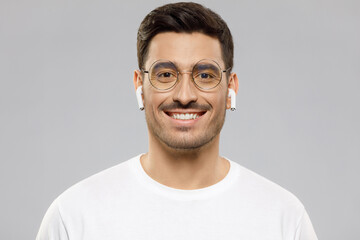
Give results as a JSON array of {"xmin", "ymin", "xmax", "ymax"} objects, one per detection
[
  {"xmin": 36, "ymin": 199, "xmax": 69, "ymax": 240},
  {"xmin": 295, "ymin": 210, "xmax": 318, "ymax": 240}
]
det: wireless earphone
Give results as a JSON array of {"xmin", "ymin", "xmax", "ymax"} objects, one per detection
[
  {"xmin": 228, "ymin": 88, "xmax": 236, "ymax": 111},
  {"xmin": 136, "ymin": 86, "xmax": 144, "ymax": 110}
]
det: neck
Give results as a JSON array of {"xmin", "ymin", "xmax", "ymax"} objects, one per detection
[{"xmin": 141, "ymin": 133, "xmax": 230, "ymax": 190}]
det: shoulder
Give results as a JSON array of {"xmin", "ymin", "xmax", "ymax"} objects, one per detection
[
  {"xmin": 229, "ymin": 159, "xmax": 305, "ymax": 214},
  {"xmin": 55, "ymin": 155, "xmax": 139, "ymax": 210},
  {"xmin": 37, "ymin": 155, "xmax": 141, "ymax": 238},
  {"xmin": 228, "ymin": 159, "xmax": 307, "ymax": 236}
]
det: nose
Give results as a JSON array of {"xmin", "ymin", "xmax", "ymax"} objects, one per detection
[{"xmin": 172, "ymin": 72, "xmax": 198, "ymax": 106}]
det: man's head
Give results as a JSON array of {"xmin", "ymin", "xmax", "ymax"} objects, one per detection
[
  {"xmin": 134, "ymin": 2, "xmax": 238, "ymax": 151},
  {"xmin": 137, "ymin": 2, "xmax": 234, "ymax": 76}
]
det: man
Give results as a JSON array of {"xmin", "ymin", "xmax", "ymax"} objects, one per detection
[{"xmin": 37, "ymin": 2, "xmax": 318, "ymax": 239}]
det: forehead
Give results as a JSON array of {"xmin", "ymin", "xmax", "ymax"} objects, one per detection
[{"xmin": 146, "ymin": 32, "xmax": 224, "ymax": 69}]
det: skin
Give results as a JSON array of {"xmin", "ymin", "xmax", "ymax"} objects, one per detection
[{"xmin": 133, "ymin": 32, "xmax": 239, "ymax": 190}]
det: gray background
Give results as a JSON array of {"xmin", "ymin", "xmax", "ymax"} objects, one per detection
[{"xmin": 0, "ymin": 0, "xmax": 359, "ymax": 239}]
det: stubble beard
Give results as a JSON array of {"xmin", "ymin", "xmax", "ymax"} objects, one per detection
[{"xmin": 145, "ymin": 107, "xmax": 227, "ymax": 151}]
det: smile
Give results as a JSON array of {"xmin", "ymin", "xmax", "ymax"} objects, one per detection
[
  {"xmin": 165, "ymin": 111, "xmax": 206, "ymax": 121},
  {"xmin": 171, "ymin": 113, "xmax": 199, "ymax": 120}
]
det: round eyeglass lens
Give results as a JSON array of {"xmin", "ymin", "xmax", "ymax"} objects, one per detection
[
  {"xmin": 149, "ymin": 60, "xmax": 178, "ymax": 90},
  {"xmin": 192, "ymin": 60, "xmax": 222, "ymax": 90}
]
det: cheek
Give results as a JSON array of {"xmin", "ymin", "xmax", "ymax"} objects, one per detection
[
  {"xmin": 207, "ymin": 92, "xmax": 227, "ymax": 108},
  {"xmin": 143, "ymin": 89, "xmax": 170, "ymax": 111}
]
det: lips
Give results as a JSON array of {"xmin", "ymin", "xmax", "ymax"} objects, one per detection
[{"xmin": 164, "ymin": 111, "xmax": 206, "ymax": 120}]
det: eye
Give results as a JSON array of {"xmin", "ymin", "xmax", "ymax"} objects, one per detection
[
  {"xmin": 200, "ymin": 73, "xmax": 212, "ymax": 79},
  {"xmin": 159, "ymin": 72, "xmax": 173, "ymax": 78},
  {"xmin": 196, "ymin": 72, "xmax": 216, "ymax": 80},
  {"xmin": 155, "ymin": 70, "xmax": 177, "ymax": 83}
]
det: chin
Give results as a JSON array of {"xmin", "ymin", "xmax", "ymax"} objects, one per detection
[{"xmin": 158, "ymin": 132, "xmax": 219, "ymax": 151}]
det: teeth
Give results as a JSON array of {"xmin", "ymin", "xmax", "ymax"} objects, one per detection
[{"xmin": 171, "ymin": 113, "xmax": 199, "ymax": 120}]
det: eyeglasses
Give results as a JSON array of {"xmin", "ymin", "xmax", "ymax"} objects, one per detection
[{"xmin": 141, "ymin": 59, "xmax": 230, "ymax": 91}]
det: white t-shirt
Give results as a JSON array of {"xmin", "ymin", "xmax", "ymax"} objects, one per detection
[{"xmin": 37, "ymin": 154, "xmax": 318, "ymax": 240}]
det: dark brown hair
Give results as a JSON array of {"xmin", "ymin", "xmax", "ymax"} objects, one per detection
[{"xmin": 137, "ymin": 2, "xmax": 234, "ymax": 74}]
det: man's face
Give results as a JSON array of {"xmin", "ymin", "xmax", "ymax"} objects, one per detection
[{"xmin": 139, "ymin": 32, "xmax": 230, "ymax": 150}]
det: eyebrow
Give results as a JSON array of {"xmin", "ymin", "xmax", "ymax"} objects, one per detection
[
  {"xmin": 195, "ymin": 63, "xmax": 219, "ymax": 72},
  {"xmin": 152, "ymin": 61, "xmax": 177, "ymax": 71},
  {"xmin": 155, "ymin": 60, "xmax": 219, "ymax": 71}
]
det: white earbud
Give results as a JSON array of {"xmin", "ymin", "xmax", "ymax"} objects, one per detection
[
  {"xmin": 228, "ymin": 88, "xmax": 236, "ymax": 111},
  {"xmin": 136, "ymin": 86, "xmax": 144, "ymax": 110}
]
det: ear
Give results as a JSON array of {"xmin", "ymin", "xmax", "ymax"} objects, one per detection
[
  {"xmin": 133, "ymin": 69, "xmax": 143, "ymax": 91},
  {"xmin": 226, "ymin": 72, "xmax": 239, "ymax": 110},
  {"xmin": 133, "ymin": 70, "xmax": 145, "ymax": 108}
]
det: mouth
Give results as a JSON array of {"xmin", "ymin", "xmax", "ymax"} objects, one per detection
[{"xmin": 164, "ymin": 111, "xmax": 207, "ymax": 120}]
